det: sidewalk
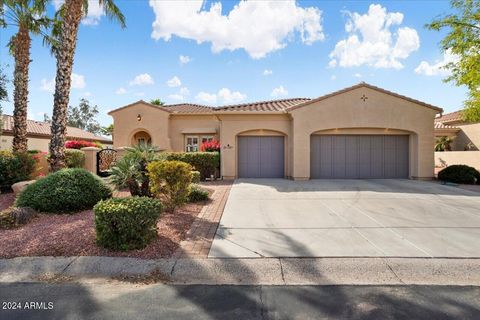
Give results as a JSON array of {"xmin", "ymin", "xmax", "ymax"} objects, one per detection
[{"xmin": 1, "ymin": 256, "xmax": 479, "ymax": 286}]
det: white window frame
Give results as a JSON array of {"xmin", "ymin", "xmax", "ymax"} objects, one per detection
[
  {"xmin": 185, "ymin": 136, "xmax": 199, "ymax": 152},
  {"xmin": 185, "ymin": 135, "xmax": 215, "ymax": 152}
]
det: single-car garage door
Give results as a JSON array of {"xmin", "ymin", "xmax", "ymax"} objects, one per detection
[
  {"xmin": 311, "ymin": 135, "xmax": 409, "ymax": 179},
  {"xmin": 238, "ymin": 136, "xmax": 284, "ymax": 178}
]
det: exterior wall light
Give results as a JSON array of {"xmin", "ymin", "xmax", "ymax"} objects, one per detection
[{"xmin": 137, "ymin": 114, "xmax": 142, "ymax": 121}]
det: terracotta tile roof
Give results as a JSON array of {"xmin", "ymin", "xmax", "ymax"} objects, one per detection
[
  {"xmin": 162, "ymin": 103, "xmax": 214, "ymax": 114},
  {"xmin": 434, "ymin": 121, "xmax": 459, "ymax": 130},
  {"xmin": 435, "ymin": 110, "xmax": 464, "ymax": 124},
  {"xmin": 215, "ymin": 98, "xmax": 311, "ymax": 112},
  {"xmin": 1, "ymin": 115, "xmax": 112, "ymax": 143}
]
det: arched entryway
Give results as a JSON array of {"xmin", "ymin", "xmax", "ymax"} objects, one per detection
[{"xmin": 131, "ymin": 130, "xmax": 152, "ymax": 146}]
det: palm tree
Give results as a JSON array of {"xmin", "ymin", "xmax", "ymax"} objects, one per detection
[
  {"xmin": 49, "ymin": 0, "xmax": 125, "ymax": 171},
  {"xmin": 435, "ymin": 136, "xmax": 454, "ymax": 151},
  {"xmin": 0, "ymin": 0, "xmax": 52, "ymax": 152}
]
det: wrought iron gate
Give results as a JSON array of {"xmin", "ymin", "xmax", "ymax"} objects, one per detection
[{"xmin": 96, "ymin": 149, "xmax": 117, "ymax": 177}]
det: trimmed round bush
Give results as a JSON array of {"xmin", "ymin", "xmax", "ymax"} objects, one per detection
[
  {"xmin": 16, "ymin": 168, "xmax": 112, "ymax": 213},
  {"xmin": 147, "ymin": 160, "xmax": 193, "ymax": 211},
  {"xmin": 94, "ymin": 197, "xmax": 162, "ymax": 250},
  {"xmin": 438, "ymin": 165, "xmax": 480, "ymax": 184},
  {"xmin": 187, "ymin": 184, "xmax": 209, "ymax": 202}
]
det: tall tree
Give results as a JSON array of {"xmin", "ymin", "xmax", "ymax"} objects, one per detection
[
  {"xmin": 67, "ymin": 98, "xmax": 101, "ymax": 134},
  {"xmin": 101, "ymin": 123, "xmax": 114, "ymax": 137},
  {"xmin": 49, "ymin": 0, "xmax": 125, "ymax": 172},
  {"xmin": 427, "ymin": 0, "xmax": 480, "ymax": 121},
  {"xmin": 0, "ymin": 0, "xmax": 52, "ymax": 152},
  {"xmin": 150, "ymin": 98, "xmax": 164, "ymax": 106}
]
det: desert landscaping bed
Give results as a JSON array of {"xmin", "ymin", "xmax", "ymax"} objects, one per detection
[{"xmin": 0, "ymin": 184, "xmax": 222, "ymax": 259}]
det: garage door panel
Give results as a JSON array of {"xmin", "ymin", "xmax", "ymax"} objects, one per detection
[
  {"xmin": 311, "ymin": 135, "xmax": 409, "ymax": 179},
  {"xmin": 238, "ymin": 136, "xmax": 284, "ymax": 178},
  {"xmin": 333, "ymin": 136, "xmax": 346, "ymax": 178},
  {"xmin": 370, "ymin": 136, "xmax": 384, "ymax": 178},
  {"xmin": 345, "ymin": 136, "xmax": 358, "ymax": 178}
]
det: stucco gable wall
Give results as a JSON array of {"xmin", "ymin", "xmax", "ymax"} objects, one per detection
[
  {"xmin": 289, "ymin": 87, "xmax": 438, "ymax": 179},
  {"xmin": 169, "ymin": 115, "xmax": 220, "ymax": 151},
  {"xmin": 218, "ymin": 114, "xmax": 292, "ymax": 179},
  {"xmin": 111, "ymin": 102, "xmax": 170, "ymax": 149}
]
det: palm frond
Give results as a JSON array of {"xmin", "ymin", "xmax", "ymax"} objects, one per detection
[{"xmin": 99, "ymin": 0, "xmax": 126, "ymax": 28}]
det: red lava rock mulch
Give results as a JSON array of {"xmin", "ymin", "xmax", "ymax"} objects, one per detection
[
  {"xmin": 0, "ymin": 192, "xmax": 16, "ymax": 211},
  {"xmin": 0, "ymin": 187, "xmax": 218, "ymax": 259}
]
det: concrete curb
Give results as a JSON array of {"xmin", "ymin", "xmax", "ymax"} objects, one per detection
[{"xmin": 1, "ymin": 256, "xmax": 479, "ymax": 286}]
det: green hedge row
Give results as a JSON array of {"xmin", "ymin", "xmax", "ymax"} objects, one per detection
[{"xmin": 161, "ymin": 152, "xmax": 219, "ymax": 180}]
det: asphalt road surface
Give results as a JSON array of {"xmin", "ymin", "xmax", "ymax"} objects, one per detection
[{"xmin": 0, "ymin": 283, "xmax": 479, "ymax": 320}]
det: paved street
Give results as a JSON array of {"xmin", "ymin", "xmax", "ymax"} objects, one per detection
[
  {"xmin": 210, "ymin": 179, "xmax": 480, "ymax": 258},
  {"xmin": 0, "ymin": 282, "xmax": 479, "ymax": 320}
]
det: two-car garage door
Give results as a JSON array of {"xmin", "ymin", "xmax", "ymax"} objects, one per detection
[{"xmin": 311, "ymin": 135, "xmax": 409, "ymax": 179}]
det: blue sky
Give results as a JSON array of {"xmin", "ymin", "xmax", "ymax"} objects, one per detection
[{"xmin": 0, "ymin": 0, "xmax": 467, "ymax": 126}]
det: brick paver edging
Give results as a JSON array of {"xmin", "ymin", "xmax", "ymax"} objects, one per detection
[{"xmin": 174, "ymin": 180, "xmax": 233, "ymax": 258}]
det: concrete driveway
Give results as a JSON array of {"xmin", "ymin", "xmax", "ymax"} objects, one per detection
[{"xmin": 209, "ymin": 179, "xmax": 480, "ymax": 258}]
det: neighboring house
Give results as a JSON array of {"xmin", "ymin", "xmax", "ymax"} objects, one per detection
[
  {"xmin": 0, "ymin": 114, "xmax": 112, "ymax": 152},
  {"xmin": 434, "ymin": 111, "xmax": 480, "ymax": 151},
  {"xmin": 109, "ymin": 82, "xmax": 442, "ymax": 180},
  {"xmin": 433, "ymin": 110, "xmax": 480, "ymax": 171}
]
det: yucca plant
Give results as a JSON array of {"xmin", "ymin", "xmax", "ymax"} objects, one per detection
[{"xmin": 109, "ymin": 144, "xmax": 159, "ymax": 197}]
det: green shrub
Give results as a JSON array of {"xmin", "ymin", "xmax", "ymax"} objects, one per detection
[
  {"xmin": 0, "ymin": 151, "xmax": 36, "ymax": 191},
  {"xmin": 16, "ymin": 168, "xmax": 112, "ymax": 213},
  {"xmin": 438, "ymin": 165, "xmax": 480, "ymax": 184},
  {"xmin": 94, "ymin": 197, "xmax": 162, "ymax": 250},
  {"xmin": 191, "ymin": 171, "xmax": 201, "ymax": 183},
  {"xmin": 187, "ymin": 184, "xmax": 209, "ymax": 202},
  {"xmin": 147, "ymin": 160, "xmax": 192, "ymax": 211},
  {"xmin": 109, "ymin": 144, "xmax": 159, "ymax": 197},
  {"xmin": 162, "ymin": 152, "xmax": 219, "ymax": 180},
  {"xmin": 65, "ymin": 149, "xmax": 86, "ymax": 168}
]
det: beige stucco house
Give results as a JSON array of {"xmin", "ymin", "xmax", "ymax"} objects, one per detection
[
  {"xmin": 0, "ymin": 114, "xmax": 112, "ymax": 152},
  {"xmin": 109, "ymin": 83, "xmax": 442, "ymax": 180},
  {"xmin": 434, "ymin": 111, "xmax": 480, "ymax": 151}
]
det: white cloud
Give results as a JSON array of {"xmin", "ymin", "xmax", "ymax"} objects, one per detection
[
  {"xmin": 40, "ymin": 78, "xmax": 55, "ymax": 92},
  {"xmin": 135, "ymin": 92, "xmax": 145, "ymax": 97},
  {"xmin": 166, "ymin": 76, "xmax": 181, "ymax": 87},
  {"xmin": 415, "ymin": 49, "xmax": 460, "ymax": 76},
  {"xmin": 195, "ymin": 88, "xmax": 246, "ymax": 104},
  {"xmin": 329, "ymin": 4, "xmax": 420, "ymax": 69},
  {"xmin": 71, "ymin": 73, "xmax": 86, "ymax": 89},
  {"xmin": 217, "ymin": 88, "xmax": 246, "ymax": 104},
  {"xmin": 115, "ymin": 87, "xmax": 127, "ymax": 95},
  {"xmin": 330, "ymin": 75, "xmax": 337, "ymax": 81},
  {"xmin": 179, "ymin": 87, "xmax": 190, "ymax": 96},
  {"xmin": 149, "ymin": 0, "xmax": 324, "ymax": 59},
  {"xmin": 83, "ymin": 91, "xmax": 92, "ymax": 97},
  {"xmin": 53, "ymin": 0, "xmax": 104, "ymax": 26},
  {"xmin": 168, "ymin": 87, "xmax": 190, "ymax": 101},
  {"xmin": 271, "ymin": 85, "xmax": 288, "ymax": 97},
  {"xmin": 354, "ymin": 73, "xmax": 362, "ymax": 78},
  {"xmin": 263, "ymin": 69, "xmax": 273, "ymax": 76},
  {"xmin": 179, "ymin": 55, "xmax": 191, "ymax": 65},
  {"xmin": 40, "ymin": 73, "xmax": 85, "ymax": 92},
  {"xmin": 196, "ymin": 91, "xmax": 217, "ymax": 104},
  {"xmin": 129, "ymin": 73, "xmax": 154, "ymax": 86},
  {"xmin": 168, "ymin": 94, "xmax": 185, "ymax": 101}
]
